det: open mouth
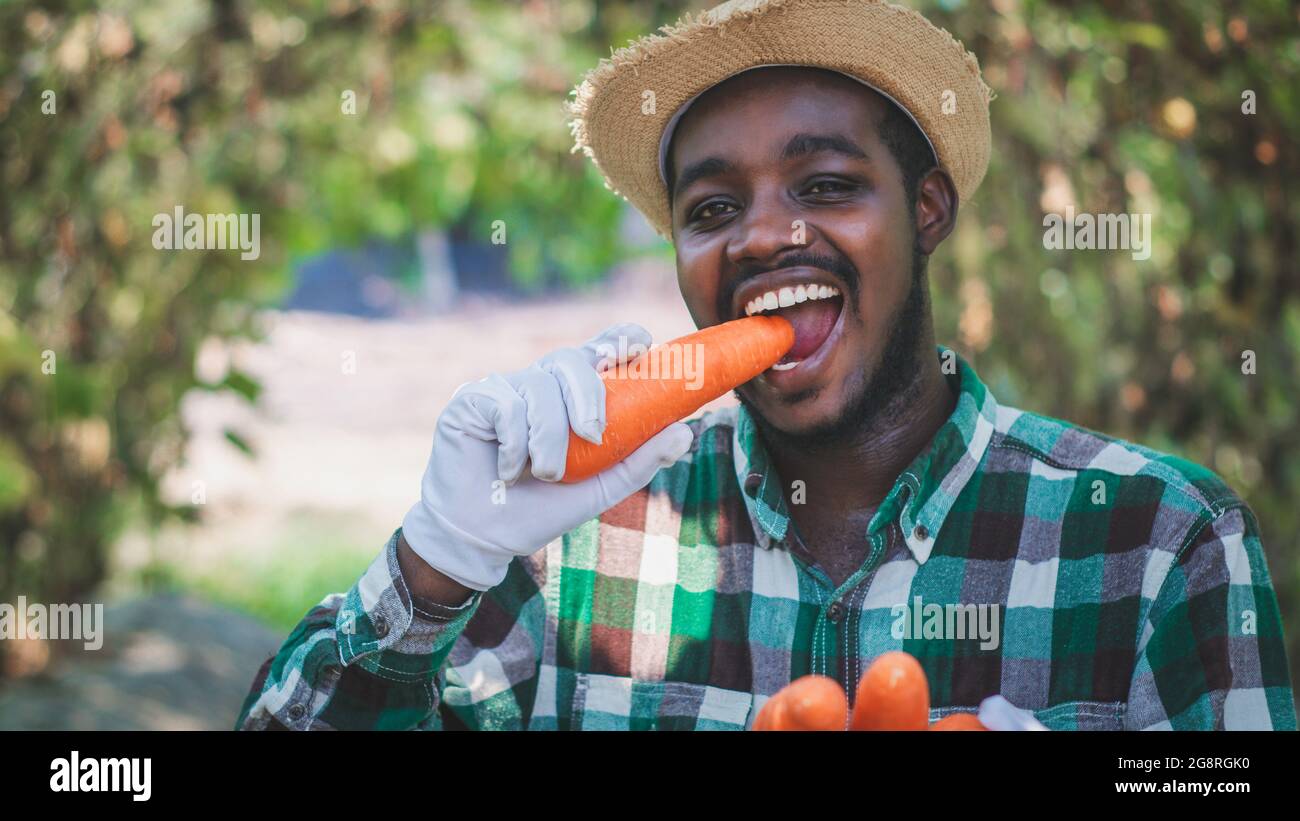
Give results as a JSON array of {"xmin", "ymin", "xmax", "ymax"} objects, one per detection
[{"xmin": 741, "ymin": 283, "xmax": 845, "ymax": 370}]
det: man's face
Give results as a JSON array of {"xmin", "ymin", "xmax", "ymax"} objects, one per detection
[{"xmin": 668, "ymin": 67, "xmax": 931, "ymax": 441}]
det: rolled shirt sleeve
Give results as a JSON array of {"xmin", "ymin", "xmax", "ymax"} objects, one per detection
[{"xmin": 236, "ymin": 529, "xmax": 482, "ymax": 730}]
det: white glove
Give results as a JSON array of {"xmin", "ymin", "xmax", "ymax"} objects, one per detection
[
  {"xmin": 978, "ymin": 695, "xmax": 1049, "ymax": 730},
  {"xmin": 401, "ymin": 322, "xmax": 695, "ymax": 591}
]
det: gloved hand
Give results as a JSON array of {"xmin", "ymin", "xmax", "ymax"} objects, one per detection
[
  {"xmin": 401, "ymin": 322, "xmax": 696, "ymax": 591},
  {"xmin": 978, "ymin": 695, "xmax": 1049, "ymax": 730}
]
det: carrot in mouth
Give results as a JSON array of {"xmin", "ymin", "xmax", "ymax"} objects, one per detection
[{"xmin": 561, "ymin": 314, "xmax": 795, "ymax": 483}]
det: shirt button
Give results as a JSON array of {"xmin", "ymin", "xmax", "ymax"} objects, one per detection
[
  {"xmin": 743, "ymin": 473, "xmax": 762, "ymax": 494},
  {"xmin": 913, "ymin": 524, "xmax": 929, "ymax": 541},
  {"xmin": 373, "ymin": 614, "xmax": 389, "ymax": 638},
  {"xmin": 827, "ymin": 601, "xmax": 845, "ymax": 623},
  {"xmin": 287, "ymin": 703, "xmax": 306, "ymax": 721}
]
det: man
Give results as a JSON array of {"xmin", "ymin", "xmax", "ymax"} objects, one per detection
[{"xmin": 237, "ymin": 0, "xmax": 1294, "ymax": 730}]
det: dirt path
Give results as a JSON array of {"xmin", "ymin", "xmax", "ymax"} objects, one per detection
[{"xmin": 0, "ymin": 595, "xmax": 282, "ymax": 730}]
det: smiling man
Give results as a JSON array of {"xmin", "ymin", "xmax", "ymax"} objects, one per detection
[
  {"xmin": 238, "ymin": 0, "xmax": 1294, "ymax": 731},
  {"xmin": 667, "ymin": 65, "xmax": 961, "ymax": 590}
]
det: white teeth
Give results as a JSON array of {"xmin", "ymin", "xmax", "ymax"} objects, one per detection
[
  {"xmin": 770, "ymin": 360, "xmax": 800, "ymax": 371},
  {"xmin": 743, "ymin": 284, "xmax": 842, "ymax": 316}
]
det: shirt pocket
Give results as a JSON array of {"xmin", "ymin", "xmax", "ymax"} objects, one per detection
[
  {"xmin": 1033, "ymin": 700, "xmax": 1126, "ymax": 731},
  {"xmin": 571, "ymin": 673, "xmax": 754, "ymax": 731}
]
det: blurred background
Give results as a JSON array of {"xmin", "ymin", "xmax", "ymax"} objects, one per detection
[{"xmin": 0, "ymin": 0, "xmax": 1297, "ymax": 729}]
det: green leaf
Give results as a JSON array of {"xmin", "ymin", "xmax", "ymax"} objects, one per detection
[
  {"xmin": 223, "ymin": 429, "xmax": 255, "ymax": 458},
  {"xmin": 221, "ymin": 370, "xmax": 262, "ymax": 403}
]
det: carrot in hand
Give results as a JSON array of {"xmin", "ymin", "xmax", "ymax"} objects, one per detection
[
  {"xmin": 752, "ymin": 692, "xmax": 787, "ymax": 731},
  {"xmin": 851, "ymin": 651, "xmax": 931, "ymax": 731},
  {"xmin": 754, "ymin": 663, "xmax": 994, "ymax": 733},
  {"xmin": 781, "ymin": 675, "xmax": 850, "ymax": 730},
  {"xmin": 562, "ymin": 315, "xmax": 795, "ymax": 483},
  {"xmin": 929, "ymin": 712, "xmax": 988, "ymax": 731},
  {"xmin": 753, "ymin": 675, "xmax": 848, "ymax": 731}
]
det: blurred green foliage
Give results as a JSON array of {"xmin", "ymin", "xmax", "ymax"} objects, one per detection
[
  {"xmin": 918, "ymin": 0, "xmax": 1300, "ymax": 696},
  {"xmin": 0, "ymin": 0, "xmax": 683, "ymax": 673},
  {"xmin": 2, "ymin": 0, "xmax": 1299, "ymax": 699},
  {"xmin": 134, "ymin": 512, "xmax": 383, "ymax": 633}
]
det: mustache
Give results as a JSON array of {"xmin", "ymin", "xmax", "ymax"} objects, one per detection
[{"xmin": 720, "ymin": 250, "xmax": 861, "ymax": 320}]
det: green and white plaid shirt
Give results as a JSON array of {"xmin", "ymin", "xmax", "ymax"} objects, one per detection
[{"xmin": 237, "ymin": 347, "xmax": 1295, "ymax": 730}]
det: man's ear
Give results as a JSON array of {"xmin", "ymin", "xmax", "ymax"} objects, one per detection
[{"xmin": 914, "ymin": 167, "xmax": 958, "ymax": 255}]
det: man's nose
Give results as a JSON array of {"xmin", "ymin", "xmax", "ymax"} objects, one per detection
[{"xmin": 725, "ymin": 190, "xmax": 806, "ymax": 267}]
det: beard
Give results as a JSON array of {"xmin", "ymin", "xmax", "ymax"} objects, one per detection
[{"xmin": 739, "ymin": 247, "xmax": 932, "ymax": 451}]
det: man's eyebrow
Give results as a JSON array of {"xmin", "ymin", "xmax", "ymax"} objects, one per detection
[
  {"xmin": 673, "ymin": 156, "xmax": 735, "ymax": 199},
  {"xmin": 673, "ymin": 133, "xmax": 869, "ymax": 198},
  {"xmin": 780, "ymin": 132, "xmax": 870, "ymax": 162}
]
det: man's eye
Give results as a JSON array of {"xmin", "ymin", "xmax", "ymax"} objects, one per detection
[
  {"xmin": 691, "ymin": 200, "xmax": 735, "ymax": 221},
  {"xmin": 806, "ymin": 179, "xmax": 856, "ymax": 195}
]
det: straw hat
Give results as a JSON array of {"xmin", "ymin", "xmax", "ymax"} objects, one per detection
[{"xmin": 565, "ymin": 0, "xmax": 993, "ymax": 242}]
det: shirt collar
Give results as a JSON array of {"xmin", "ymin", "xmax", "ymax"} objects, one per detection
[{"xmin": 732, "ymin": 345, "xmax": 998, "ymax": 564}]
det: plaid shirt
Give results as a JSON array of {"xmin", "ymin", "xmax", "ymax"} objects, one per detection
[{"xmin": 237, "ymin": 347, "xmax": 1295, "ymax": 730}]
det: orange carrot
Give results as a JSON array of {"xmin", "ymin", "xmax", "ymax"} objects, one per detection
[
  {"xmin": 754, "ymin": 675, "xmax": 852, "ymax": 732},
  {"xmin": 752, "ymin": 692, "xmax": 786, "ymax": 731},
  {"xmin": 752, "ymin": 675, "xmax": 848, "ymax": 731},
  {"xmin": 562, "ymin": 315, "xmax": 794, "ymax": 483},
  {"xmin": 851, "ymin": 651, "xmax": 931, "ymax": 731},
  {"xmin": 929, "ymin": 712, "xmax": 988, "ymax": 731},
  {"xmin": 782, "ymin": 675, "xmax": 849, "ymax": 730}
]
